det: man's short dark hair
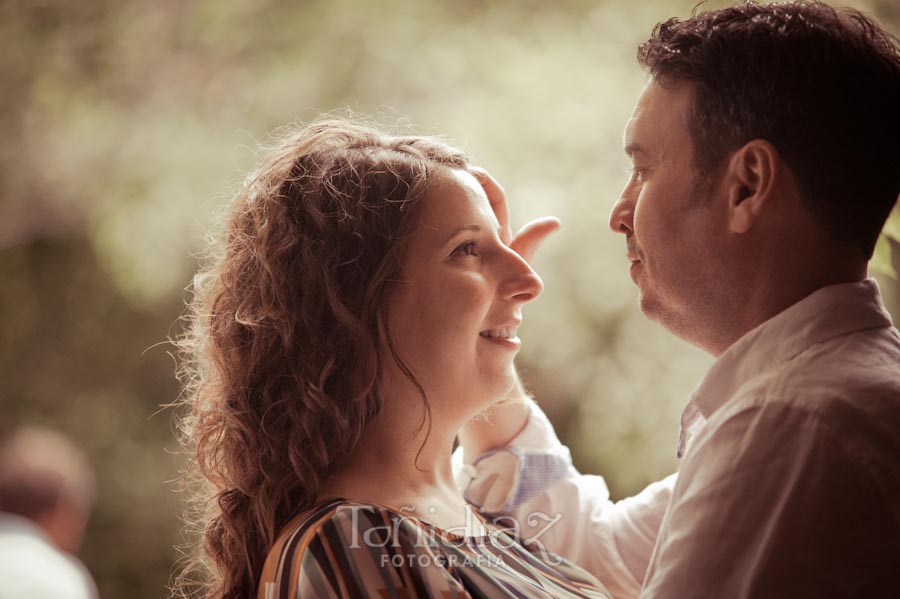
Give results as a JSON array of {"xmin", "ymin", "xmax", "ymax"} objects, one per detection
[
  {"xmin": 0, "ymin": 427, "xmax": 95, "ymax": 521},
  {"xmin": 638, "ymin": 1, "xmax": 900, "ymax": 258}
]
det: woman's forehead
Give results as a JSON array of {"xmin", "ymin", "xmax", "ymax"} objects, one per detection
[{"xmin": 416, "ymin": 170, "xmax": 497, "ymax": 245}]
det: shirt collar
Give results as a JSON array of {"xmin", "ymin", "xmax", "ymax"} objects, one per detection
[
  {"xmin": 0, "ymin": 512, "xmax": 51, "ymax": 542},
  {"xmin": 690, "ymin": 278, "xmax": 893, "ymax": 421}
]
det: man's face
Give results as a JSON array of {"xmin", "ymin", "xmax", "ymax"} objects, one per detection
[{"xmin": 609, "ymin": 80, "xmax": 727, "ymax": 341}]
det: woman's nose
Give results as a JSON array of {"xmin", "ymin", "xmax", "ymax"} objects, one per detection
[{"xmin": 498, "ymin": 248, "xmax": 544, "ymax": 303}]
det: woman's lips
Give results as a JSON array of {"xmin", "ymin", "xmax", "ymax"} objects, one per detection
[
  {"xmin": 479, "ymin": 335, "xmax": 521, "ymax": 350},
  {"xmin": 479, "ymin": 321, "xmax": 522, "ymax": 349}
]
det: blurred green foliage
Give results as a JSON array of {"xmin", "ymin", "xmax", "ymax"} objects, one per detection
[{"xmin": 2, "ymin": 0, "xmax": 899, "ymax": 596}]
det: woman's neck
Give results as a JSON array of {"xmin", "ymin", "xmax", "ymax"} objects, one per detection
[{"xmin": 316, "ymin": 395, "xmax": 474, "ymax": 530}]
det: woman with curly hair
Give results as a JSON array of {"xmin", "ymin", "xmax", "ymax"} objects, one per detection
[{"xmin": 174, "ymin": 119, "xmax": 610, "ymax": 599}]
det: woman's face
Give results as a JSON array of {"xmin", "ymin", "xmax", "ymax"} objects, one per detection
[{"xmin": 385, "ymin": 168, "xmax": 543, "ymax": 420}]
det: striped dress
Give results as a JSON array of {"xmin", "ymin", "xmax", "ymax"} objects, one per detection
[{"xmin": 258, "ymin": 499, "xmax": 610, "ymax": 599}]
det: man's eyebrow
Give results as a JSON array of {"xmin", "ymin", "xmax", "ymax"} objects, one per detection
[{"xmin": 624, "ymin": 142, "xmax": 649, "ymax": 158}]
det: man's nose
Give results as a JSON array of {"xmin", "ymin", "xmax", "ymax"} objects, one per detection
[
  {"xmin": 609, "ymin": 187, "xmax": 635, "ymax": 235},
  {"xmin": 498, "ymin": 248, "xmax": 544, "ymax": 304}
]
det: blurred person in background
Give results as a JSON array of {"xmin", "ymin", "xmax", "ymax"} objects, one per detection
[
  {"xmin": 457, "ymin": 2, "xmax": 900, "ymax": 598},
  {"xmin": 0, "ymin": 426, "xmax": 98, "ymax": 599},
  {"xmin": 174, "ymin": 120, "xmax": 608, "ymax": 599}
]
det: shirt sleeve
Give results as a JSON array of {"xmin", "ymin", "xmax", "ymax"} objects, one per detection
[
  {"xmin": 643, "ymin": 401, "xmax": 900, "ymax": 599},
  {"xmin": 453, "ymin": 398, "xmax": 676, "ymax": 599},
  {"xmin": 278, "ymin": 506, "xmax": 473, "ymax": 599}
]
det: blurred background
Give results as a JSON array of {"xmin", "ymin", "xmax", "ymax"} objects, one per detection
[{"xmin": 2, "ymin": 0, "xmax": 899, "ymax": 596}]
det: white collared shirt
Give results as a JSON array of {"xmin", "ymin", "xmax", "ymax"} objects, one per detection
[
  {"xmin": 0, "ymin": 513, "xmax": 98, "ymax": 599},
  {"xmin": 457, "ymin": 279, "xmax": 900, "ymax": 599}
]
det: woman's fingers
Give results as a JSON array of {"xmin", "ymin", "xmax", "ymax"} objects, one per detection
[
  {"xmin": 511, "ymin": 217, "xmax": 561, "ymax": 264},
  {"xmin": 469, "ymin": 166, "xmax": 512, "ymax": 245}
]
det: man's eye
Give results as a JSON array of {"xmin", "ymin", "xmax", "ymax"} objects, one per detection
[
  {"xmin": 625, "ymin": 166, "xmax": 647, "ymax": 181},
  {"xmin": 452, "ymin": 241, "xmax": 478, "ymax": 258}
]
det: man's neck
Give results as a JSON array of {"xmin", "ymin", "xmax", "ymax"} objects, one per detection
[{"xmin": 706, "ymin": 259, "xmax": 868, "ymax": 357}]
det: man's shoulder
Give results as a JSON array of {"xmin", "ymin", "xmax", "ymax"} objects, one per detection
[
  {"xmin": 705, "ymin": 327, "xmax": 900, "ymax": 496},
  {"xmin": 700, "ymin": 324, "xmax": 897, "ymax": 446},
  {"xmin": 738, "ymin": 324, "xmax": 900, "ymax": 412},
  {"xmin": 797, "ymin": 323, "xmax": 900, "ymax": 377},
  {"xmin": 0, "ymin": 524, "xmax": 96, "ymax": 599}
]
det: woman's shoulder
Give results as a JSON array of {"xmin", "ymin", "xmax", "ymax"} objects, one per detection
[
  {"xmin": 275, "ymin": 498, "xmax": 373, "ymax": 544},
  {"xmin": 258, "ymin": 499, "xmax": 453, "ymax": 599},
  {"xmin": 259, "ymin": 500, "xmax": 380, "ymax": 578},
  {"xmin": 273, "ymin": 498, "xmax": 416, "ymax": 548}
]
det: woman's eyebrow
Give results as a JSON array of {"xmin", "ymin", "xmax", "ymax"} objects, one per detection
[
  {"xmin": 442, "ymin": 223, "xmax": 503, "ymax": 245},
  {"xmin": 443, "ymin": 224, "xmax": 481, "ymax": 244}
]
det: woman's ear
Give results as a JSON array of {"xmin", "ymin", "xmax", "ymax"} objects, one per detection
[{"xmin": 724, "ymin": 139, "xmax": 780, "ymax": 234}]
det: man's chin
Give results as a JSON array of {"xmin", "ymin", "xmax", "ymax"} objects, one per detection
[{"xmin": 637, "ymin": 289, "xmax": 662, "ymax": 320}]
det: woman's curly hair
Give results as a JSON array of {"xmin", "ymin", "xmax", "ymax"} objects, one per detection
[{"xmin": 172, "ymin": 120, "xmax": 468, "ymax": 599}]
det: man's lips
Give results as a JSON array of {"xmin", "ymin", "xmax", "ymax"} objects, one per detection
[
  {"xmin": 626, "ymin": 237, "xmax": 641, "ymax": 263},
  {"xmin": 629, "ymin": 259, "xmax": 643, "ymax": 282}
]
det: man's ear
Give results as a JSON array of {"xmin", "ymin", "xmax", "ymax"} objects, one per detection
[{"xmin": 724, "ymin": 139, "xmax": 779, "ymax": 234}]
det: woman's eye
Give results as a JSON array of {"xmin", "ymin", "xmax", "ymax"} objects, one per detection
[{"xmin": 452, "ymin": 241, "xmax": 478, "ymax": 258}]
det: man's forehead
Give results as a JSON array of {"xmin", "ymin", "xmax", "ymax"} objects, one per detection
[
  {"xmin": 623, "ymin": 122, "xmax": 649, "ymax": 158},
  {"xmin": 623, "ymin": 114, "xmax": 653, "ymax": 159},
  {"xmin": 623, "ymin": 81, "xmax": 694, "ymax": 154}
]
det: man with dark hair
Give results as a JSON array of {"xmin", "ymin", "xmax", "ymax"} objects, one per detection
[
  {"xmin": 638, "ymin": 1, "xmax": 900, "ymax": 262},
  {"xmin": 0, "ymin": 427, "xmax": 98, "ymax": 599},
  {"xmin": 456, "ymin": 2, "xmax": 900, "ymax": 597}
]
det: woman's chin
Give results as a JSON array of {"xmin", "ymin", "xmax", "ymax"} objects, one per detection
[{"xmin": 475, "ymin": 369, "xmax": 519, "ymax": 406}]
